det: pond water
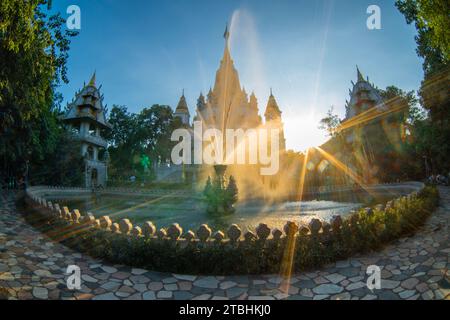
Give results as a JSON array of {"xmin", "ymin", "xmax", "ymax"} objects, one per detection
[
  {"xmin": 47, "ymin": 193, "xmax": 367, "ymax": 231},
  {"xmin": 43, "ymin": 182, "xmax": 421, "ymax": 231}
]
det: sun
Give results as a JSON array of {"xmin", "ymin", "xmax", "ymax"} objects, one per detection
[{"xmin": 283, "ymin": 113, "xmax": 328, "ymax": 152}]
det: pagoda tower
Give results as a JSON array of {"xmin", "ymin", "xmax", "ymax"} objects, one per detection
[{"xmin": 63, "ymin": 73, "xmax": 112, "ymax": 188}]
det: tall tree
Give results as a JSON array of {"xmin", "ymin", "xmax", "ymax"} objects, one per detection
[
  {"xmin": 105, "ymin": 104, "xmax": 183, "ymax": 181},
  {"xmin": 396, "ymin": 0, "xmax": 449, "ymax": 122},
  {"xmin": 137, "ymin": 104, "xmax": 181, "ymax": 166},
  {"xmin": 395, "ymin": 0, "xmax": 449, "ymax": 75},
  {"xmin": 104, "ymin": 105, "xmax": 141, "ymax": 179},
  {"xmin": 396, "ymin": 0, "xmax": 450, "ymax": 174},
  {"xmin": 0, "ymin": 0, "xmax": 77, "ymax": 181}
]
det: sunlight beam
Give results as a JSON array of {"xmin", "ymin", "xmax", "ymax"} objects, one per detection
[{"xmin": 279, "ymin": 149, "xmax": 309, "ymax": 293}]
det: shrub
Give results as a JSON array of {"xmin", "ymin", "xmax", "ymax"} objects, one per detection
[{"xmin": 204, "ymin": 174, "xmax": 238, "ymax": 215}]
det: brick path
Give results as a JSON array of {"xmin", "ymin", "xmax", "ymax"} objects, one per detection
[{"xmin": 0, "ymin": 188, "xmax": 448, "ymax": 300}]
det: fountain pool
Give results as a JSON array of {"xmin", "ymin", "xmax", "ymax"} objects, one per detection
[{"xmin": 46, "ymin": 194, "xmax": 365, "ymax": 231}]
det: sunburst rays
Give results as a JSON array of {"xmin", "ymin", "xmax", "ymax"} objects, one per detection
[{"xmin": 279, "ymin": 148, "xmax": 310, "ymax": 293}]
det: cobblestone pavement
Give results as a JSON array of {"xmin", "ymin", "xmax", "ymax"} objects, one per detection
[{"xmin": 0, "ymin": 188, "xmax": 449, "ymax": 300}]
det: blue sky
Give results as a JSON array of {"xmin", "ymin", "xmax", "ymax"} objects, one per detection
[{"xmin": 52, "ymin": 0, "xmax": 422, "ymax": 152}]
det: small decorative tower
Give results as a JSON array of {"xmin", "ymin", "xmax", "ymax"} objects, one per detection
[
  {"xmin": 63, "ymin": 73, "xmax": 112, "ymax": 188},
  {"xmin": 264, "ymin": 89, "xmax": 286, "ymax": 152},
  {"xmin": 174, "ymin": 90, "xmax": 190, "ymax": 126}
]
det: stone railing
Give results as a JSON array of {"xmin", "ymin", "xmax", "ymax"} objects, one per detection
[
  {"xmin": 292, "ymin": 181, "xmax": 425, "ymax": 198},
  {"xmin": 105, "ymin": 187, "xmax": 197, "ymax": 198},
  {"xmin": 26, "ymin": 185, "xmax": 91, "ymax": 197},
  {"xmin": 26, "ymin": 185, "xmax": 199, "ymax": 199},
  {"xmin": 25, "ymin": 183, "xmax": 425, "ymax": 248}
]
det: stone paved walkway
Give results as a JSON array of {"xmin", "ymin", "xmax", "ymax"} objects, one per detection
[{"xmin": 0, "ymin": 188, "xmax": 449, "ymax": 300}]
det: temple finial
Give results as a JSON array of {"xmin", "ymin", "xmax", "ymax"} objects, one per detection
[
  {"xmin": 224, "ymin": 23, "xmax": 230, "ymax": 41},
  {"xmin": 270, "ymin": 87, "xmax": 273, "ymax": 96},
  {"xmin": 356, "ymin": 65, "xmax": 364, "ymax": 82},
  {"xmin": 88, "ymin": 71, "xmax": 96, "ymax": 87},
  {"xmin": 221, "ymin": 23, "xmax": 232, "ymax": 63}
]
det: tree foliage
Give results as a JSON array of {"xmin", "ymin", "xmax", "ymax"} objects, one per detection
[
  {"xmin": 379, "ymin": 85, "xmax": 420, "ymax": 125},
  {"xmin": 105, "ymin": 104, "xmax": 183, "ymax": 182},
  {"xmin": 137, "ymin": 104, "xmax": 180, "ymax": 164},
  {"xmin": 318, "ymin": 106, "xmax": 341, "ymax": 137},
  {"xmin": 0, "ymin": 0, "xmax": 78, "ymax": 183},
  {"xmin": 396, "ymin": 0, "xmax": 450, "ymax": 175},
  {"xmin": 395, "ymin": 0, "xmax": 449, "ymax": 75},
  {"xmin": 29, "ymin": 132, "xmax": 85, "ymax": 186}
]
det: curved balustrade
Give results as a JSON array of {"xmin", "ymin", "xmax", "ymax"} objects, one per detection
[{"xmin": 25, "ymin": 182, "xmax": 426, "ymax": 248}]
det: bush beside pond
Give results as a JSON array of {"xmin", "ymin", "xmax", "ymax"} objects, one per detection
[{"xmin": 22, "ymin": 186, "xmax": 439, "ymax": 275}]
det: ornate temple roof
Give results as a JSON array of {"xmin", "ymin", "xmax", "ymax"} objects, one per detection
[
  {"xmin": 344, "ymin": 66, "xmax": 386, "ymax": 120},
  {"xmin": 195, "ymin": 25, "xmax": 264, "ymax": 130},
  {"xmin": 175, "ymin": 90, "xmax": 190, "ymax": 114},
  {"xmin": 63, "ymin": 73, "xmax": 112, "ymax": 129},
  {"xmin": 212, "ymin": 25, "xmax": 243, "ymax": 113},
  {"xmin": 264, "ymin": 89, "xmax": 282, "ymax": 120}
]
